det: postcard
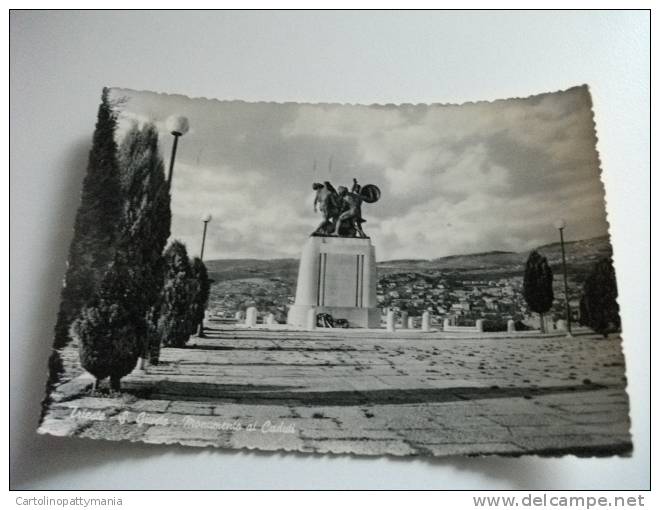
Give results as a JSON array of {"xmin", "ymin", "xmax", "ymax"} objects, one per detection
[{"xmin": 38, "ymin": 86, "xmax": 630, "ymax": 458}]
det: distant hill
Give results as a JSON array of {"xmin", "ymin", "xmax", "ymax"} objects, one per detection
[
  {"xmin": 205, "ymin": 235, "xmax": 613, "ymax": 284},
  {"xmin": 205, "ymin": 258, "xmax": 299, "ymax": 283},
  {"xmin": 379, "ymin": 251, "xmax": 521, "ymax": 273},
  {"xmin": 379, "ymin": 236, "xmax": 611, "ymax": 275},
  {"xmin": 534, "ymin": 236, "xmax": 613, "ymax": 266}
]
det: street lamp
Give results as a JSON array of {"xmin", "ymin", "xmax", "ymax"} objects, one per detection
[
  {"xmin": 200, "ymin": 213, "xmax": 212, "ymax": 260},
  {"xmin": 197, "ymin": 214, "xmax": 212, "ymax": 338},
  {"xmin": 165, "ymin": 115, "xmax": 189, "ymax": 187},
  {"xmin": 554, "ymin": 218, "xmax": 573, "ymax": 337}
]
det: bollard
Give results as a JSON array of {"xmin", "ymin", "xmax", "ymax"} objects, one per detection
[
  {"xmin": 306, "ymin": 308, "xmax": 317, "ymax": 331},
  {"xmin": 386, "ymin": 309, "xmax": 396, "ymax": 332},
  {"xmin": 265, "ymin": 313, "xmax": 275, "ymax": 326},
  {"xmin": 245, "ymin": 307, "xmax": 257, "ymax": 327},
  {"xmin": 422, "ymin": 311, "xmax": 431, "ymax": 332},
  {"xmin": 135, "ymin": 357, "xmax": 146, "ymax": 372},
  {"xmin": 507, "ymin": 319, "xmax": 516, "ymax": 333},
  {"xmin": 407, "ymin": 317, "xmax": 415, "ymax": 329},
  {"xmin": 544, "ymin": 316, "xmax": 553, "ymax": 333},
  {"xmin": 475, "ymin": 319, "xmax": 484, "ymax": 332},
  {"xmin": 400, "ymin": 311, "xmax": 409, "ymax": 329},
  {"xmin": 443, "ymin": 318, "xmax": 450, "ymax": 331}
]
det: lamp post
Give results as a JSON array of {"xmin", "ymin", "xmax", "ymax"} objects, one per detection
[
  {"xmin": 200, "ymin": 213, "xmax": 212, "ymax": 261},
  {"xmin": 554, "ymin": 219, "xmax": 573, "ymax": 337},
  {"xmin": 197, "ymin": 214, "xmax": 212, "ymax": 338},
  {"xmin": 165, "ymin": 115, "xmax": 189, "ymax": 188}
]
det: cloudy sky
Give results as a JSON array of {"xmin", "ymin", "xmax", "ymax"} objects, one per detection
[{"xmin": 110, "ymin": 86, "xmax": 609, "ymax": 262}]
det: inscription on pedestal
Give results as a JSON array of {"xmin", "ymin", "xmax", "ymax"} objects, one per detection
[
  {"xmin": 287, "ymin": 236, "xmax": 379, "ymax": 328},
  {"xmin": 318, "ymin": 253, "xmax": 365, "ymax": 308}
]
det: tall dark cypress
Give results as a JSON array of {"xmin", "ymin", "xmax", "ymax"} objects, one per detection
[
  {"xmin": 523, "ymin": 250, "xmax": 554, "ymax": 333},
  {"xmin": 155, "ymin": 241, "xmax": 197, "ymax": 351},
  {"xmin": 69, "ymin": 121, "xmax": 174, "ymax": 391},
  {"xmin": 117, "ymin": 123, "xmax": 171, "ymax": 364},
  {"xmin": 190, "ymin": 257, "xmax": 211, "ymax": 335},
  {"xmin": 579, "ymin": 257, "xmax": 621, "ymax": 337},
  {"xmin": 53, "ymin": 88, "xmax": 123, "ymax": 350},
  {"xmin": 43, "ymin": 88, "xmax": 123, "ymax": 410}
]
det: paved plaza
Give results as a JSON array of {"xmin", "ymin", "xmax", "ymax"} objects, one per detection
[{"xmin": 39, "ymin": 326, "xmax": 632, "ymax": 458}]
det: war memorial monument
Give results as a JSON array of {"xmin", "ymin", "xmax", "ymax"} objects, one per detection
[{"xmin": 287, "ymin": 179, "xmax": 382, "ymax": 329}]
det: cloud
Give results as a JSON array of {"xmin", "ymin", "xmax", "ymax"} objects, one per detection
[
  {"xmin": 111, "ymin": 86, "xmax": 608, "ymax": 261},
  {"xmin": 169, "ymin": 162, "xmax": 312, "ymax": 259}
]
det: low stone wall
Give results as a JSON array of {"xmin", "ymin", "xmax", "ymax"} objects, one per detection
[{"xmin": 443, "ymin": 318, "xmax": 484, "ymax": 333}]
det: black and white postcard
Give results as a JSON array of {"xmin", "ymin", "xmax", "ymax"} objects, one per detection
[{"xmin": 38, "ymin": 86, "xmax": 631, "ymax": 458}]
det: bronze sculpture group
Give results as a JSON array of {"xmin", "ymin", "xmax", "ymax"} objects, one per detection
[{"xmin": 312, "ymin": 178, "xmax": 380, "ymax": 238}]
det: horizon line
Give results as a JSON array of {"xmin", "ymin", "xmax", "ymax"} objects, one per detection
[{"xmin": 203, "ymin": 234, "xmax": 610, "ymax": 263}]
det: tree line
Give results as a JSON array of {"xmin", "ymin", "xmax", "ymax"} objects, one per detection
[
  {"xmin": 45, "ymin": 88, "xmax": 209, "ymax": 396},
  {"xmin": 523, "ymin": 249, "xmax": 621, "ymax": 336}
]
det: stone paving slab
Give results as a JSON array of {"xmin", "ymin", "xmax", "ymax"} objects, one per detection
[
  {"xmin": 423, "ymin": 442, "xmax": 527, "ymax": 456},
  {"xmin": 230, "ymin": 430, "xmax": 308, "ymax": 452},
  {"xmin": 39, "ymin": 329, "xmax": 632, "ymax": 458},
  {"xmin": 304, "ymin": 439, "xmax": 417, "ymax": 457}
]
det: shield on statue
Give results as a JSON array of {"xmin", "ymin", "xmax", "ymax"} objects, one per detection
[{"xmin": 360, "ymin": 184, "xmax": 381, "ymax": 204}]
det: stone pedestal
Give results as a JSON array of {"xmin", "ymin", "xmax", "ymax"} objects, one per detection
[{"xmin": 287, "ymin": 236, "xmax": 380, "ymax": 328}]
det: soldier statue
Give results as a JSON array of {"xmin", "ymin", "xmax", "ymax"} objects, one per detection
[
  {"xmin": 312, "ymin": 181, "xmax": 341, "ymax": 235},
  {"xmin": 312, "ymin": 178, "xmax": 380, "ymax": 238}
]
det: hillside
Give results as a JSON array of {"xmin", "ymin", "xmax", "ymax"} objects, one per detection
[
  {"xmin": 378, "ymin": 251, "xmax": 521, "ymax": 273},
  {"xmin": 378, "ymin": 235, "xmax": 612, "ymax": 279},
  {"xmin": 205, "ymin": 235, "xmax": 612, "ymax": 281},
  {"xmin": 204, "ymin": 235, "xmax": 613, "ymax": 319},
  {"xmin": 205, "ymin": 258, "xmax": 299, "ymax": 283}
]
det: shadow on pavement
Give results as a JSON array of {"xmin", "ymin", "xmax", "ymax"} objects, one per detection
[{"xmin": 125, "ymin": 379, "xmax": 609, "ymax": 406}]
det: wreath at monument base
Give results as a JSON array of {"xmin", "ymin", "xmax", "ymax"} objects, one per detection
[{"xmin": 316, "ymin": 313, "xmax": 349, "ymax": 328}]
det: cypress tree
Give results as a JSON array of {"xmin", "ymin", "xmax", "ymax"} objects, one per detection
[
  {"xmin": 523, "ymin": 250, "xmax": 554, "ymax": 333},
  {"xmin": 579, "ymin": 257, "xmax": 621, "ymax": 337},
  {"xmin": 156, "ymin": 241, "xmax": 197, "ymax": 349},
  {"xmin": 190, "ymin": 257, "xmax": 211, "ymax": 336},
  {"xmin": 71, "ymin": 258, "xmax": 141, "ymax": 391},
  {"xmin": 53, "ymin": 87, "xmax": 123, "ymax": 350},
  {"xmin": 116, "ymin": 122, "xmax": 171, "ymax": 366},
  {"xmin": 147, "ymin": 306, "xmax": 164, "ymax": 364},
  {"xmin": 43, "ymin": 88, "xmax": 123, "ymax": 412}
]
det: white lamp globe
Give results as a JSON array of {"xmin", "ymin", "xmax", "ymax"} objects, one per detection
[
  {"xmin": 166, "ymin": 115, "xmax": 190, "ymax": 136},
  {"xmin": 554, "ymin": 218, "xmax": 566, "ymax": 230},
  {"xmin": 203, "ymin": 214, "xmax": 212, "ymax": 223}
]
